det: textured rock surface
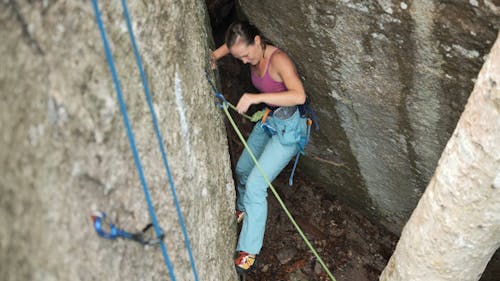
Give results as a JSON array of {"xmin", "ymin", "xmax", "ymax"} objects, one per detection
[
  {"xmin": 380, "ymin": 33, "xmax": 500, "ymax": 281},
  {"xmin": 239, "ymin": 0, "xmax": 500, "ymax": 233},
  {"xmin": 0, "ymin": 1, "xmax": 237, "ymax": 280}
]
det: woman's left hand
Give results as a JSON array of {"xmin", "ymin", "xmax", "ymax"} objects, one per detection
[{"xmin": 236, "ymin": 93, "xmax": 258, "ymax": 114}]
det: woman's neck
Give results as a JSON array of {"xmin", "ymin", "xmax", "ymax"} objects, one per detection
[{"xmin": 257, "ymin": 45, "xmax": 275, "ymax": 67}]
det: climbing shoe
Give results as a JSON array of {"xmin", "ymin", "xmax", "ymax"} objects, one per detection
[
  {"xmin": 235, "ymin": 251, "xmax": 256, "ymax": 272},
  {"xmin": 235, "ymin": 210, "xmax": 245, "ymax": 224}
]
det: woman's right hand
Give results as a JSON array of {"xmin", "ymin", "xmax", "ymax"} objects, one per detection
[{"xmin": 210, "ymin": 52, "xmax": 217, "ymax": 70}]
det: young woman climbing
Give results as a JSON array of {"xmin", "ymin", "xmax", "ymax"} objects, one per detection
[{"xmin": 211, "ymin": 21, "xmax": 310, "ymax": 273}]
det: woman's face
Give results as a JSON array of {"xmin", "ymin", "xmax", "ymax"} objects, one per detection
[{"xmin": 229, "ymin": 36, "xmax": 262, "ymax": 66}]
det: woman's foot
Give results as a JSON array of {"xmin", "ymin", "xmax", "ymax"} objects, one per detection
[{"xmin": 234, "ymin": 251, "xmax": 256, "ymax": 272}]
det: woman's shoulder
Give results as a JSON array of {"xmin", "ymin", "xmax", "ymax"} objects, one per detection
[
  {"xmin": 269, "ymin": 48, "xmax": 295, "ymax": 72},
  {"xmin": 269, "ymin": 48, "xmax": 290, "ymax": 62}
]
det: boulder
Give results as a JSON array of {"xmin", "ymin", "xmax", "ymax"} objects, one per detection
[{"xmin": 0, "ymin": 1, "xmax": 237, "ymax": 280}]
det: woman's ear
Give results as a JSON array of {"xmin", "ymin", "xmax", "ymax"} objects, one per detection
[{"xmin": 254, "ymin": 35, "xmax": 261, "ymax": 46}]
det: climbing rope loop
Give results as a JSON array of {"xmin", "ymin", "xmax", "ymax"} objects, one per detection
[
  {"xmin": 121, "ymin": 0, "xmax": 199, "ymax": 280},
  {"xmin": 91, "ymin": 1, "xmax": 190, "ymax": 280},
  {"xmin": 206, "ymin": 74, "xmax": 337, "ymax": 281},
  {"xmin": 91, "ymin": 1, "xmax": 176, "ymax": 278}
]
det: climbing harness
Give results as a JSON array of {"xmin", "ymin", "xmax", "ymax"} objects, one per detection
[
  {"xmin": 260, "ymin": 107, "xmax": 278, "ymax": 136},
  {"xmin": 91, "ymin": 1, "xmax": 199, "ymax": 280},
  {"xmin": 299, "ymin": 101, "xmax": 320, "ymax": 131},
  {"xmin": 91, "ymin": 211, "xmax": 164, "ymax": 245},
  {"xmin": 205, "ymin": 73, "xmax": 336, "ymax": 281}
]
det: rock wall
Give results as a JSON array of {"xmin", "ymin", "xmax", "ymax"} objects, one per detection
[
  {"xmin": 238, "ymin": 0, "xmax": 499, "ymax": 233},
  {"xmin": 0, "ymin": 1, "xmax": 237, "ymax": 280}
]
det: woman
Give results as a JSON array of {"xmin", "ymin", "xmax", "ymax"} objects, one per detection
[{"xmin": 211, "ymin": 21, "xmax": 308, "ymax": 272}]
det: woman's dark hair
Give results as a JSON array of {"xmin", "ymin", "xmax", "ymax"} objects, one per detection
[{"xmin": 225, "ymin": 21, "xmax": 262, "ymax": 48}]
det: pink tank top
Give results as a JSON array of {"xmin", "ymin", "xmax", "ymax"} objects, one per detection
[{"xmin": 251, "ymin": 49, "xmax": 287, "ymax": 94}]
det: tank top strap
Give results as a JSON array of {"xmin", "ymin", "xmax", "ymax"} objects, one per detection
[{"xmin": 264, "ymin": 48, "xmax": 280, "ymax": 74}]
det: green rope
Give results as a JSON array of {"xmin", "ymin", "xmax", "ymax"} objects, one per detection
[
  {"xmin": 225, "ymin": 101, "xmax": 252, "ymax": 120},
  {"xmin": 220, "ymin": 103, "xmax": 336, "ymax": 281},
  {"xmin": 216, "ymin": 97, "xmax": 265, "ymax": 122}
]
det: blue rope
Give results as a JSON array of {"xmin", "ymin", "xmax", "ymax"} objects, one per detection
[
  {"xmin": 121, "ymin": 1, "xmax": 199, "ymax": 280},
  {"xmin": 91, "ymin": 1, "xmax": 176, "ymax": 279}
]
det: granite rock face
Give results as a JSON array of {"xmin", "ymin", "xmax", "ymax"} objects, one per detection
[
  {"xmin": 238, "ymin": 0, "xmax": 499, "ymax": 233},
  {"xmin": 0, "ymin": 1, "xmax": 237, "ymax": 280}
]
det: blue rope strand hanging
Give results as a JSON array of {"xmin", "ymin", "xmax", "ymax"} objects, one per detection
[
  {"xmin": 91, "ymin": 1, "xmax": 177, "ymax": 279},
  {"xmin": 120, "ymin": 1, "xmax": 199, "ymax": 280}
]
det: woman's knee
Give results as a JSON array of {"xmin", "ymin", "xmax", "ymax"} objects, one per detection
[
  {"xmin": 243, "ymin": 180, "xmax": 268, "ymax": 204},
  {"xmin": 235, "ymin": 159, "xmax": 250, "ymax": 179}
]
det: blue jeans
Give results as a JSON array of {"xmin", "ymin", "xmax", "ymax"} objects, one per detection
[{"xmin": 235, "ymin": 109, "xmax": 306, "ymax": 254}]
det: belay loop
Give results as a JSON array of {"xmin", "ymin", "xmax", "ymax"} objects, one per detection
[{"xmin": 90, "ymin": 211, "xmax": 164, "ymax": 245}]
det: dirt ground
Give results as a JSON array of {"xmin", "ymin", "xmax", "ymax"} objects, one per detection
[
  {"xmin": 243, "ymin": 171, "xmax": 397, "ymax": 281},
  {"xmin": 215, "ymin": 55, "xmax": 398, "ymax": 281}
]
